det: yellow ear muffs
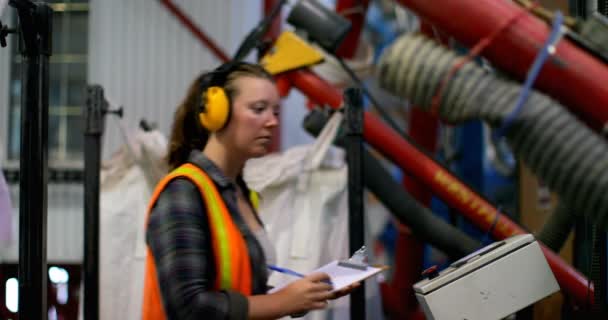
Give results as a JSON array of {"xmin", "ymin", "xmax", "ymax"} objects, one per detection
[{"xmin": 199, "ymin": 86, "xmax": 230, "ymax": 132}]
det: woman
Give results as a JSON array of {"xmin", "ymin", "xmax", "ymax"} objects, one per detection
[{"xmin": 142, "ymin": 62, "xmax": 356, "ymax": 320}]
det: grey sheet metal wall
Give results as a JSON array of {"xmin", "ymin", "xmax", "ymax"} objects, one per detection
[{"xmin": 88, "ymin": 0, "xmax": 262, "ymax": 159}]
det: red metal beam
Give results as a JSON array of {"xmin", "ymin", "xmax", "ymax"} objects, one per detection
[
  {"xmin": 264, "ymin": 0, "xmax": 283, "ymax": 152},
  {"xmin": 335, "ymin": 0, "xmax": 370, "ymax": 58},
  {"xmin": 263, "ymin": 0, "xmax": 282, "ymax": 41},
  {"xmin": 285, "ymin": 68, "xmax": 593, "ymax": 307},
  {"xmin": 387, "ymin": 22, "xmax": 441, "ymax": 319},
  {"xmin": 159, "ymin": 0, "xmax": 230, "ymax": 62},
  {"xmin": 395, "ymin": 0, "xmax": 608, "ymax": 132},
  {"xmin": 388, "ymin": 108, "xmax": 439, "ymax": 320}
]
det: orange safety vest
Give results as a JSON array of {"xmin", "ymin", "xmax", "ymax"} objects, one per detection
[{"xmin": 142, "ymin": 163, "xmax": 253, "ymax": 320}]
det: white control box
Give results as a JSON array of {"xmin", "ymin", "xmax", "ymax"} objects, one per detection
[{"xmin": 413, "ymin": 234, "xmax": 559, "ymax": 320}]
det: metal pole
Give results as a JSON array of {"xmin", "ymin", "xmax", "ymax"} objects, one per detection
[
  {"xmin": 83, "ymin": 85, "xmax": 106, "ymax": 320},
  {"xmin": 344, "ymin": 88, "xmax": 365, "ymax": 320},
  {"xmin": 13, "ymin": 1, "xmax": 52, "ymax": 319}
]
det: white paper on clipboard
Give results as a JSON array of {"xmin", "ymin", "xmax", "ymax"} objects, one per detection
[
  {"xmin": 314, "ymin": 261, "xmax": 386, "ymax": 292},
  {"xmin": 268, "ymin": 261, "xmax": 386, "ymax": 293}
]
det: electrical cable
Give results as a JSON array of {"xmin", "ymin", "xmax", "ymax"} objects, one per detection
[
  {"xmin": 536, "ymin": 202, "xmax": 576, "ymax": 252},
  {"xmin": 233, "ymin": 0, "xmax": 287, "ymax": 61},
  {"xmin": 335, "ymin": 56, "xmax": 407, "ymax": 138},
  {"xmin": 494, "ymin": 11, "xmax": 564, "ymax": 139},
  {"xmin": 303, "ymin": 108, "xmax": 481, "ymax": 258}
]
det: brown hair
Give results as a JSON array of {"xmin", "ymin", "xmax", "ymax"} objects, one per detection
[{"xmin": 166, "ymin": 62, "xmax": 274, "ymax": 170}]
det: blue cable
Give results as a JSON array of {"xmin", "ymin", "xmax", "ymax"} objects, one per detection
[
  {"xmin": 481, "ymin": 206, "xmax": 502, "ymax": 246},
  {"xmin": 493, "ymin": 11, "xmax": 565, "ymax": 140}
]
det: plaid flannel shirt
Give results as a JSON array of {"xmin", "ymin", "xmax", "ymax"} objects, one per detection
[{"xmin": 146, "ymin": 151, "xmax": 268, "ymax": 320}]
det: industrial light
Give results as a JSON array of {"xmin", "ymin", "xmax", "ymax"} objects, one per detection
[
  {"xmin": 48, "ymin": 266, "xmax": 69, "ymax": 284},
  {"xmin": 5, "ymin": 278, "xmax": 17, "ymax": 313}
]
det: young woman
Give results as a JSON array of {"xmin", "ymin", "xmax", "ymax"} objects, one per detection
[{"xmin": 142, "ymin": 62, "xmax": 356, "ymax": 320}]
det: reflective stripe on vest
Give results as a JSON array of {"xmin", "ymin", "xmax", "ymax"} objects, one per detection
[{"xmin": 142, "ymin": 163, "xmax": 252, "ymax": 320}]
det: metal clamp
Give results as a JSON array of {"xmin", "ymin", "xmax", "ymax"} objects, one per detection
[
  {"xmin": 338, "ymin": 246, "xmax": 368, "ymax": 270},
  {"xmin": 0, "ymin": 20, "xmax": 16, "ymax": 47}
]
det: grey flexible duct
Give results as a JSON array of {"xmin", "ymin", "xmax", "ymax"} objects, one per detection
[
  {"xmin": 536, "ymin": 202, "xmax": 577, "ymax": 252},
  {"xmin": 377, "ymin": 33, "xmax": 608, "ymax": 231},
  {"xmin": 303, "ymin": 109, "xmax": 481, "ymax": 259}
]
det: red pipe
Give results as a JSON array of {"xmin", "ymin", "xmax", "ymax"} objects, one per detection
[
  {"xmin": 285, "ymin": 68, "xmax": 593, "ymax": 306},
  {"xmin": 384, "ymin": 23, "xmax": 441, "ymax": 320},
  {"xmin": 396, "ymin": 0, "xmax": 608, "ymax": 132},
  {"xmin": 335, "ymin": 0, "xmax": 371, "ymax": 58},
  {"xmin": 263, "ymin": 0, "xmax": 283, "ymax": 41},
  {"xmin": 264, "ymin": 0, "xmax": 283, "ymax": 152},
  {"xmin": 159, "ymin": 0, "xmax": 230, "ymax": 62},
  {"xmin": 395, "ymin": 109, "xmax": 440, "ymax": 320},
  {"xmin": 275, "ymin": 74, "xmax": 292, "ymax": 98}
]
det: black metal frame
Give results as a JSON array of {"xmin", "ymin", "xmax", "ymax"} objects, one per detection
[
  {"xmin": 82, "ymin": 85, "xmax": 122, "ymax": 320},
  {"xmin": 344, "ymin": 88, "xmax": 365, "ymax": 320},
  {"xmin": 569, "ymin": 1, "xmax": 608, "ymax": 314},
  {"xmin": 596, "ymin": 2, "xmax": 608, "ymax": 311},
  {"xmin": 4, "ymin": 1, "xmax": 53, "ymax": 319},
  {"xmin": 83, "ymin": 85, "xmax": 107, "ymax": 320},
  {"xmin": 0, "ymin": 20, "xmax": 16, "ymax": 47},
  {"xmin": 2, "ymin": 168, "xmax": 84, "ymax": 184}
]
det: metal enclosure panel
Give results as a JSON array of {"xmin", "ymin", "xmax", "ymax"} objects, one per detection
[{"xmin": 415, "ymin": 239, "xmax": 559, "ymax": 320}]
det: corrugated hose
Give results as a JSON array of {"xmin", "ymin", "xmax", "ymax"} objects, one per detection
[{"xmin": 377, "ymin": 33, "xmax": 608, "ymax": 231}]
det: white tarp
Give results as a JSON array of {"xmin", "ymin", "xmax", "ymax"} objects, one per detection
[
  {"xmin": 0, "ymin": 138, "xmax": 13, "ymax": 254},
  {"xmin": 244, "ymin": 112, "xmax": 384, "ymax": 320},
  {"xmin": 97, "ymin": 128, "xmax": 167, "ymax": 320},
  {"xmin": 0, "ymin": 167, "xmax": 13, "ymax": 250}
]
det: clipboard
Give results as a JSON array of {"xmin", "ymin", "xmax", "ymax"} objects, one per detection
[
  {"xmin": 311, "ymin": 261, "xmax": 388, "ymax": 292},
  {"xmin": 268, "ymin": 246, "xmax": 389, "ymax": 293}
]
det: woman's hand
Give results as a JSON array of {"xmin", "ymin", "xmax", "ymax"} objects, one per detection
[
  {"xmin": 328, "ymin": 282, "xmax": 361, "ymax": 300},
  {"xmin": 274, "ymin": 272, "xmax": 334, "ymax": 315}
]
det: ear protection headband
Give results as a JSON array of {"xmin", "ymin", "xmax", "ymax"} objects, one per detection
[{"xmin": 199, "ymin": 61, "xmax": 246, "ymax": 132}]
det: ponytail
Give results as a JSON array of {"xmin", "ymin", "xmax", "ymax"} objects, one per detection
[{"xmin": 166, "ymin": 74, "xmax": 209, "ymax": 170}]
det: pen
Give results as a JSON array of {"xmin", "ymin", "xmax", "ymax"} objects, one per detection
[{"xmin": 267, "ymin": 265, "xmax": 333, "ymax": 286}]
